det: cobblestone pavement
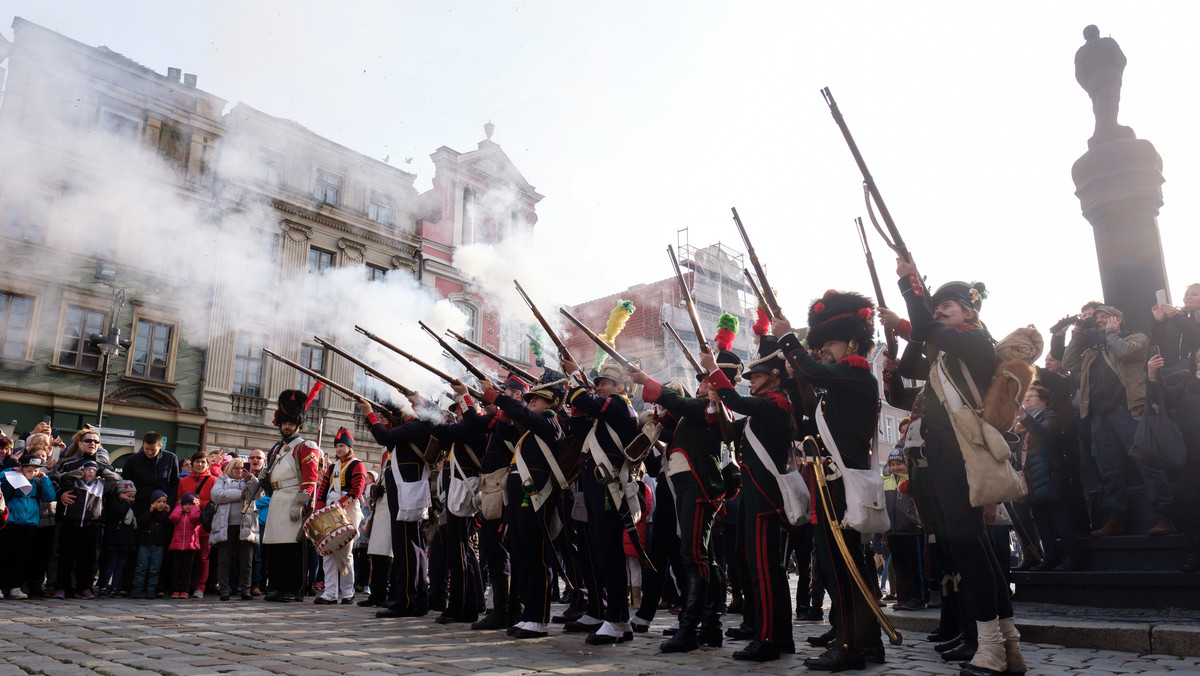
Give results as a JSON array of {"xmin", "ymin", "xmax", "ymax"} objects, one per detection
[{"xmin": 2, "ymin": 597, "xmax": 1199, "ymax": 675}]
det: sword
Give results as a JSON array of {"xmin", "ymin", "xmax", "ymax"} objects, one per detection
[{"xmin": 803, "ymin": 435, "xmax": 902, "ymax": 645}]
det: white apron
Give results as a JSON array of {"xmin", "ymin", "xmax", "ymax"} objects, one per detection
[{"xmin": 262, "ymin": 438, "xmax": 305, "ymax": 544}]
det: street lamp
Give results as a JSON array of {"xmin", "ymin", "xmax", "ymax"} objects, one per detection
[{"xmin": 88, "ymin": 288, "xmax": 131, "ymax": 425}]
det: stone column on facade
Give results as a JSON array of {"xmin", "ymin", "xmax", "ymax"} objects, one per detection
[
  {"xmin": 1071, "ymin": 25, "xmax": 1168, "ymax": 337},
  {"xmin": 272, "ymin": 220, "xmax": 312, "ymax": 411}
]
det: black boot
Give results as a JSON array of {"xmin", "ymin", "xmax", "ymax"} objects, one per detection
[
  {"xmin": 803, "ymin": 646, "xmax": 865, "ymax": 671},
  {"xmin": 696, "ymin": 571, "xmax": 724, "ymax": 648},
  {"xmin": 808, "ymin": 626, "xmax": 837, "ymax": 647},
  {"xmin": 940, "ymin": 637, "xmax": 978, "ymax": 662},
  {"xmin": 472, "ymin": 575, "xmax": 510, "ymax": 630},
  {"xmin": 936, "ymin": 634, "xmax": 965, "ymax": 653},
  {"xmin": 660, "ymin": 575, "xmax": 703, "ymax": 653}
]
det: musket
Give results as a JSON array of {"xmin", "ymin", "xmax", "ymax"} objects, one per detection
[
  {"xmin": 821, "ymin": 87, "xmax": 909, "ymax": 262},
  {"xmin": 667, "ymin": 245, "xmax": 712, "ymax": 355},
  {"xmin": 445, "ymin": 327, "xmax": 538, "ymax": 384},
  {"xmin": 803, "ymin": 435, "xmax": 903, "ymax": 645},
  {"xmin": 855, "ymin": 217, "xmax": 897, "ymax": 360},
  {"xmin": 743, "ymin": 269, "xmax": 773, "ymax": 320},
  {"xmin": 314, "ymin": 336, "xmax": 415, "ymax": 397},
  {"xmin": 418, "ymin": 321, "xmax": 495, "ymax": 388},
  {"xmin": 731, "ymin": 207, "xmax": 782, "ymax": 317},
  {"xmin": 823, "ymin": 87, "xmax": 933, "ymax": 303},
  {"xmin": 558, "ymin": 308, "xmax": 634, "ymax": 370},
  {"xmin": 514, "ymin": 279, "xmax": 592, "ymax": 389},
  {"xmin": 354, "ymin": 325, "xmax": 484, "ymax": 399},
  {"xmin": 262, "ymin": 348, "xmax": 390, "ymax": 411},
  {"xmin": 662, "ymin": 321, "xmax": 705, "ymax": 375}
]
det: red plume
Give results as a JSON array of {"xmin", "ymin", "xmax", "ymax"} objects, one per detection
[
  {"xmin": 858, "ymin": 307, "xmax": 873, "ymax": 321},
  {"xmin": 303, "ymin": 381, "xmax": 323, "ymax": 410},
  {"xmin": 753, "ymin": 306, "xmax": 771, "ymax": 336}
]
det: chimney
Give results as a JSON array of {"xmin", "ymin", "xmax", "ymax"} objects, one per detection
[
  {"xmin": 167, "ymin": 67, "xmax": 182, "ymax": 82},
  {"xmin": 183, "ymin": 73, "xmax": 197, "ymax": 87}
]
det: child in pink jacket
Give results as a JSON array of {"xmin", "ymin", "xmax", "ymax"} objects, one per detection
[{"xmin": 168, "ymin": 492, "xmax": 203, "ymax": 599}]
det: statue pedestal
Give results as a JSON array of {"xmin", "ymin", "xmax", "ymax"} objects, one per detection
[{"xmin": 1071, "ymin": 137, "xmax": 1168, "ymax": 336}]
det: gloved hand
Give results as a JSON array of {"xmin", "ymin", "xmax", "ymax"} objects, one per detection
[{"xmin": 290, "ymin": 491, "xmax": 312, "ymax": 521}]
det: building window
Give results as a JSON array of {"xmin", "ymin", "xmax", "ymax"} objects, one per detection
[
  {"xmin": 298, "ymin": 344, "xmax": 325, "ymax": 406},
  {"xmin": 308, "ymin": 247, "xmax": 335, "ymax": 274},
  {"xmin": 157, "ymin": 123, "xmax": 191, "ymax": 172},
  {"xmin": 453, "ymin": 301, "xmax": 479, "ymax": 342},
  {"xmin": 368, "ymin": 190, "xmax": 393, "ymax": 225},
  {"xmin": 100, "ymin": 111, "xmax": 140, "ymax": 143},
  {"xmin": 129, "ymin": 318, "xmax": 174, "ymax": 381},
  {"xmin": 314, "ymin": 169, "xmax": 342, "ymax": 206},
  {"xmin": 884, "ymin": 416, "xmax": 896, "ymax": 444},
  {"xmin": 71, "ymin": 214, "xmax": 118, "ymax": 261},
  {"xmin": 232, "ymin": 332, "xmax": 266, "ymax": 398},
  {"xmin": 366, "ymin": 264, "xmax": 388, "ymax": 283},
  {"xmin": 0, "ymin": 292, "xmax": 35, "ymax": 361},
  {"xmin": 354, "ymin": 367, "xmax": 389, "ymax": 404},
  {"xmin": 256, "ymin": 148, "xmax": 286, "ymax": 188},
  {"xmin": 499, "ymin": 318, "xmax": 526, "ymax": 362},
  {"xmin": 1, "ymin": 192, "xmax": 52, "ymax": 245},
  {"xmin": 57, "ymin": 305, "xmax": 106, "ymax": 371}
]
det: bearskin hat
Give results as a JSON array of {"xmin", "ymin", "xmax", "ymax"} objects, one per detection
[
  {"xmin": 932, "ymin": 280, "xmax": 987, "ymax": 312},
  {"xmin": 272, "ymin": 389, "xmax": 308, "ymax": 427},
  {"xmin": 334, "ymin": 427, "xmax": 354, "ymax": 448},
  {"xmin": 806, "ymin": 289, "xmax": 876, "ymax": 356},
  {"xmin": 525, "ymin": 367, "xmax": 567, "ymax": 407}
]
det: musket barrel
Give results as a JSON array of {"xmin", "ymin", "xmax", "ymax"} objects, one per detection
[
  {"xmin": 445, "ymin": 327, "xmax": 538, "ymax": 384},
  {"xmin": 558, "ymin": 308, "xmax": 633, "ymax": 370},
  {"xmin": 314, "ymin": 336, "xmax": 415, "ymax": 396},
  {"xmin": 515, "ymin": 279, "xmax": 592, "ymax": 388},
  {"xmin": 262, "ymin": 348, "xmax": 386, "ymax": 409},
  {"xmin": 419, "ymin": 321, "xmax": 494, "ymax": 387},
  {"xmin": 731, "ymin": 207, "xmax": 782, "ymax": 317},
  {"xmin": 662, "ymin": 321, "xmax": 705, "ymax": 375},
  {"xmin": 667, "ymin": 245, "xmax": 712, "ymax": 355},
  {"xmin": 354, "ymin": 325, "xmax": 483, "ymax": 399}
]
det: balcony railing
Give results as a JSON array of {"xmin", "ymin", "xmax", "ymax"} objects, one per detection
[{"xmin": 231, "ymin": 394, "xmax": 267, "ymax": 417}]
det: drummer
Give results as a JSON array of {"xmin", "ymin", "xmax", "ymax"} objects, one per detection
[{"xmin": 313, "ymin": 428, "xmax": 368, "ymax": 605}]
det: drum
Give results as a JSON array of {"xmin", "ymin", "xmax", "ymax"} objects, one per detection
[{"xmin": 303, "ymin": 503, "xmax": 356, "ymax": 556}]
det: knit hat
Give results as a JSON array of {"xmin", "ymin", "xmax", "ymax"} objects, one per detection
[
  {"xmin": 150, "ymin": 490, "xmax": 167, "ymax": 503},
  {"xmin": 21, "ymin": 455, "xmax": 44, "ymax": 468},
  {"xmin": 334, "ymin": 427, "xmax": 354, "ymax": 448},
  {"xmin": 81, "ymin": 460, "xmax": 99, "ymax": 470},
  {"xmin": 181, "ymin": 491, "xmax": 198, "ymax": 504},
  {"xmin": 118, "ymin": 480, "xmax": 136, "ymax": 494},
  {"xmin": 887, "ymin": 448, "xmax": 906, "ymax": 463}
]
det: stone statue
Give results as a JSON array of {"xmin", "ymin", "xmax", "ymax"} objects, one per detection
[{"xmin": 1075, "ymin": 25, "xmax": 1134, "ymax": 146}]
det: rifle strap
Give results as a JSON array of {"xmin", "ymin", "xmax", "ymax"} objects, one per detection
[{"xmin": 863, "ymin": 183, "xmax": 900, "ymax": 255}]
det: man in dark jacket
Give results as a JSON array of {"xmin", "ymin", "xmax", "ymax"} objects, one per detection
[{"xmin": 121, "ymin": 432, "xmax": 180, "ymax": 517}]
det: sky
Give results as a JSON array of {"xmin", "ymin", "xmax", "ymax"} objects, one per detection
[{"xmin": 4, "ymin": 0, "xmax": 1199, "ymax": 352}]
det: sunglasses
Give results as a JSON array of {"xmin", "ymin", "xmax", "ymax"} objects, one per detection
[{"xmin": 81, "ymin": 439, "xmax": 101, "ymax": 444}]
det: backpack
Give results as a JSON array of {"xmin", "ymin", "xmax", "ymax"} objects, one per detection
[{"xmin": 980, "ymin": 326, "xmax": 1043, "ymax": 432}]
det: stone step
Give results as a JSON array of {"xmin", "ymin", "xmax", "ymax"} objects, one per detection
[
  {"xmin": 1013, "ymin": 569, "xmax": 1200, "ymax": 609},
  {"xmin": 1071, "ymin": 533, "xmax": 1191, "ymax": 571}
]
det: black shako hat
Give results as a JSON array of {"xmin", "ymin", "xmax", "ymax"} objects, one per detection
[
  {"xmin": 744, "ymin": 335, "xmax": 786, "ymax": 379},
  {"xmin": 273, "ymin": 389, "xmax": 307, "ymax": 427},
  {"xmin": 932, "ymin": 281, "xmax": 987, "ymax": 312}
]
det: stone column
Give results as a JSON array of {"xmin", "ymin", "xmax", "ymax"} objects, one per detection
[{"xmin": 1071, "ymin": 26, "xmax": 1169, "ymax": 337}]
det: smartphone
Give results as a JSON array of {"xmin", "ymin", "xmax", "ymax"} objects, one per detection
[
  {"xmin": 42, "ymin": 415, "xmax": 52, "ymax": 424},
  {"xmin": 1149, "ymin": 345, "xmax": 1161, "ymax": 359},
  {"xmin": 1156, "ymin": 289, "xmax": 1169, "ymax": 307}
]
